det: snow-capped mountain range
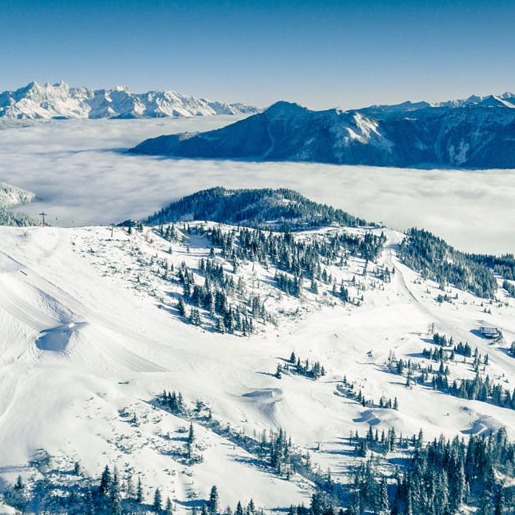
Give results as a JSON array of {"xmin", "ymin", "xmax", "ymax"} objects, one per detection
[
  {"xmin": 131, "ymin": 93, "xmax": 515, "ymax": 168},
  {"xmin": 0, "ymin": 81, "xmax": 258, "ymax": 120}
]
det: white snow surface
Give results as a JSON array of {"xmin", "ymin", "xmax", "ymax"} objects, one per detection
[{"xmin": 0, "ymin": 223, "xmax": 514, "ymax": 510}]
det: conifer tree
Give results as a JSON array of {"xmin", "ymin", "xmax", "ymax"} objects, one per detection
[
  {"xmin": 100, "ymin": 465, "xmax": 111, "ymax": 496},
  {"xmin": 376, "ymin": 477, "xmax": 389, "ymax": 515},
  {"xmin": 208, "ymin": 485, "xmax": 220, "ymax": 514},
  {"xmin": 153, "ymin": 488, "xmax": 163, "ymax": 513},
  {"xmin": 136, "ymin": 476, "xmax": 144, "ymax": 503},
  {"xmin": 187, "ymin": 422, "xmax": 195, "ymax": 457}
]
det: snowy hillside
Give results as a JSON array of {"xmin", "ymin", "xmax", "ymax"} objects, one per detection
[
  {"xmin": 131, "ymin": 95, "xmax": 515, "ymax": 168},
  {"xmin": 0, "ymin": 189, "xmax": 514, "ymax": 513},
  {"xmin": 0, "ymin": 182, "xmax": 37, "ymax": 226},
  {"xmin": 0, "ymin": 82, "xmax": 258, "ymax": 121}
]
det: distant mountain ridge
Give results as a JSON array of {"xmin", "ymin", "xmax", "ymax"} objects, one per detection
[
  {"xmin": 144, "ymin": 187, "xmax": 368, "ymax": 229},
  {"xmin": 130, "ymin": 93, "xmax": 515, "ymax": 169},
  {"xmin": 0, "ymin": 81, "xmax": 258, "ymax": 120}
]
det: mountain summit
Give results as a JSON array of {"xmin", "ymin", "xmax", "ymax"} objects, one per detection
[
  {"xmin": 0, "ymin": 81, "xmax": 258, "ymax": 120},
  {"xmin": 130, "ymin": 94, "xmax": 515, "ymax": 169}
]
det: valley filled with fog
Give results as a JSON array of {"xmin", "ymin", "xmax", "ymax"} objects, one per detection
[{"xmin": 0, "ymin": 117, "xmax": 513, "ymax": 254}]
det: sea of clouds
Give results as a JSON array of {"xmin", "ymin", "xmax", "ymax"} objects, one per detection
[{"xmin": 0, "ymin": 117, "xmax": 513, "ymax": 254}]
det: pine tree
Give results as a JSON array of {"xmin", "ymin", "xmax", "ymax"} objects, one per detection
[
  {"xmin": 178, "ymin": 297, "xmax": 187, "ymax": 317},
  {"xmin": 187, "ymin": 422, "xmax": 195, "ymax": 457},
  {"xmin": 126, "ymin": 475, "xmax": 135, "ymax": 499},
  {"xmin": 153, "ymin": 488, "xmax": 163, "ymax": 513},
  {"xmin": 136, "ymin": 476, "xmax": 144, "ymax": 503},
  {"xmin": 14, "ymin": 475, "xmax": 24, "ymax": 491},
  {"xmin": 165, "ymin": 497, "xmax": 173, "ymax": 515},
  {"xmin": 100, "ymin": 465, "xmax": 111, "ymax": 496},
  {"xmin": 208, "ymin": 485, "xmax": 220, "ymax": 514}
]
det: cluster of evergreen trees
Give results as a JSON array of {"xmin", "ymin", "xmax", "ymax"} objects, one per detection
[
  {"xmin": 387, "ymin": 341, "xmax": 515, "ymax": 410},
  {"xmin": 177, "ymin": 260, "xmax": 263, "ymax": 335},
  {"xmin": 286, "ymin": 428, "xmax": 515, "ymax": 515},
  {"xmin": 161, "ymin": 390, "xmax": 187, "ymax": 415},
  {"xmin": 145, "ymin": 187, "xmax": 368, "ymax": 230},
  {"xmin": 158, "ymin": 224, "xmax": 183, "ymax": 244},
  {"xmin": 0, "ymin": 207, "xmax": 36, "ymax": 226},
  {"xmin": 470, "ymin": 253, "xmax": 515, "ymax": 281},
  {"xmin": 276, "ymin": 352, "xmax": 326, "ymax": 380},
  {"xmin": 503, "ymin": 280, "xmax": 515, "ymax": 297},
  {"xmin": 399, "ymin": 228, "xmax": 497, "ymax": 298},
  {"xmin": 155, "ymin": 390, "xmax": 338, "ymax": 495},
  {"xmin": 275, "ymin": 271, "xmax": 304, "ymax": 297},
  {"xmin": 352, "ymin": 425, "xmax": 410, "ymax": 458},
  {"xmin": 208, "ymin": 227, "xmax": 385, "ymax": 286},
  {"xmin": 1, "ymin": 459, "xmax": 175, "ymax": 515},
  {"xmin": 350, "ymin": 429, "xmax": 514, "ymax": 515},
  {"xmin": 164, "ymin": 221, "xmax": 387, "ymax": 335},
  {"xmin": 336, "ymin": 376, "xmax": 398, "ymax": 411},
  {"xmin": 422, "ymin": 333, "xmax": 473, "ymax": 361},
  {"xmin": 198, "ymin": 485, "xmax": 263, "ymax": 515}
]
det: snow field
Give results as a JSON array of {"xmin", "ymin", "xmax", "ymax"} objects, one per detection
[{"xmin": 0, "ymin": 223, "xmax": 514, "ymax": 510}]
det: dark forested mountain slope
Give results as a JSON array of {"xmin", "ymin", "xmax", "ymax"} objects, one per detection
[
  {"xmin": 131, "ymin": 96, "xmax": 515, "ymax": 169},
  {"xmin": 144, "ymin": 187, "xmax": 369, "ymax": 229}
]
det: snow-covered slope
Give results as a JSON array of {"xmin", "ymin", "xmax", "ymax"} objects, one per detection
[
  {"xmin": 0, "ymin": 82, "xmax": 258, "ymax": 120},
  {"xmin": 131, "ymin": 95, "xmax": 515, "ymax": 168},
  {"xmin": 0, "ymin": 207, "xmax": 514, "ymax": 512},
  {"xmin": 0, "ymin": 182, "xmax": 37, "ymax": 226},
  {"xmin": 0, "ymin": 182, "xmax": 35, "ymax": 209}
]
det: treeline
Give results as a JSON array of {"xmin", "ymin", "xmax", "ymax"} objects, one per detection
[
  {"xmin": 399, "ymin": 228, "xmax": 497, "ymax": 298},
  {"xmin": 503, "ymin": 280, "xmax": 515, "ymax": 297},
  {"xmin": 0, "ymin": 207, "xmax": 37, "ymax": 227},
  {"xmin": 348, "ymin": 429, "xmax": 515, "ymax": 515},
  {"xmin": 471, "ymin": 253, "xmax": 515, "ymax": 281},
  {"xmin": 145, "ymin": 187, "xmax": 368, "ymax": 230},
  {"xmin": 4, "ymin": 417, "xmax": 514, "ymax": 514},
  {"xmin": 2, "ymin": 458, "xmax": 173, "ymax": 515},
  {"xmin": 284, "ymin": 429, "xmax": 515, "ymax": 515}
]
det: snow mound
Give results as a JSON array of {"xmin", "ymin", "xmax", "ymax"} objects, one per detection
[{"xmin": 35, "ymin": 322, "xmax": 86, "ymax": 352}]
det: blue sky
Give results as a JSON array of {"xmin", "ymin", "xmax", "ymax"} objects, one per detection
[{"xmin": 2, "ymin": 0, "xmax": 514, "ymax": 109}]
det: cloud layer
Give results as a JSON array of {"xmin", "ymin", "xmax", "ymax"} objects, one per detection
[{"xmin": 0, "ymin": 118, "xmax": 513, "ymax": 254}]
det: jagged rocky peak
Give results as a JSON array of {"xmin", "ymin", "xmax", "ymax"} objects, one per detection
[{"xmin": 0, "ymin": 81, "xmax": 259, "ymax": 120}]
